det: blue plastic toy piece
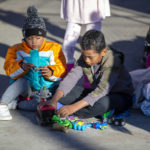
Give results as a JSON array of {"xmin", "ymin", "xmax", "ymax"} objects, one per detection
[
  {"xmin": 57, "ymin": 102, "xmax": 64, "ymax": 110},
  {"xmin": 92, "ymin": 121, "xmax": 107, "ymax": 130},
  {"xmin": 102, "ymin": 109, "xmax": 130, "ymax": 126},
  {"xmin": 72, "ymin": 121, "xmax": 92, "ymax": 131},
  {"xmin": 114, "ymin": 110, "xmax": 130, "ymax": 120}
]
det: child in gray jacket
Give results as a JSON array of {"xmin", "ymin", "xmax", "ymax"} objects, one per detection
[{"xmin": 40, "ymin": 30, "xmax": 133, "ymax": 118}]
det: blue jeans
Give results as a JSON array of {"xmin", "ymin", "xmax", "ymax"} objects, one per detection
[
  {"xmin": 1, "ymin": 78, "xmax": 30, "ymax": 105},
  {"xmin": 1, "ymin": 78, "xmax": 58, "ymax": 111}
]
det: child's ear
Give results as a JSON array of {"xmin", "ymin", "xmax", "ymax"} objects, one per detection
[{"xmin": 101, "ymin": 48, "xmax": 107, "ymax": 56}]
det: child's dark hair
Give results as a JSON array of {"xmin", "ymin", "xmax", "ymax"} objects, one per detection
[{"xmin": 80, "ymin": 30, "xmax": 106, "ymax": 53}]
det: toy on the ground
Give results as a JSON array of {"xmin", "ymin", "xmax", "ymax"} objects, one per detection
[
  {"xmin": 51, "ymin": 115, "xmax": 93, "ymax": 132},
  {"xmin": 111, "ymin": 110, "xmax": 130, "ymax": 126},
  {"xmin": 51, "ymin": 115, "xmax": 73, "ymax": 133},
  {"xmin": 92, "ymin": 121, "xmax": 107, "ymax": 130},
  {"xmin": 35, "ymin": 104, "xmax": 56, "ymax": 126},
  {"xmin": 102, "ymin": 110, "xmax": 115, "ymax": 123},
  {"xmin": 102, "ymin": 110, "xmax": 130, "ymax": 126},
  {"xmin": 66, "ymin": 116, "xmax": 79, "ymax": 121},
  {"xmin": 71, "ymin": 120, "xmax": 92, "ymax": 131},
  {"xmin": 107, "ymin": 115, "xmax": 126, "ymax": 126},
  {"xmin": 35, "ymin": 85, "xmax": 55, "ymax": 125},
  {"xmin": 66, "ymin": 116, "xmax": 93, "ymax": 131},
  {"xmin": 51, "ymin": 115, "xmax": 108, "ymax": 132}
]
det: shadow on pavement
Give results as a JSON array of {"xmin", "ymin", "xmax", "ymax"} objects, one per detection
[
  {"xmin": 0, "ymin": 43, "xmax": 9, "ymax": 58},
  {"xmin": 0, "ymin": 9, "xmax": 24, "ymax": 28},
  {"xmin": 0, "ymin": 9, "xmax": 66, "ymax": 43},
  {"xmin": 127, "ymin": 109, "xmax": 150, "ymax": 132},
  {"xmin": 15, "ymin": 110, "xmax": 107, "ymax": 150},
  {"xmin": 110, "ymin": 0, "xmax": 150, "ymax": 14},
  {"xmin": 108, "ymin": 109, "xmax": 150, "ymax": 133},
  {"xmin": 45, "ymin": 18, "xmax": 65, "ymax": 40},
  {"xmin": 110, "ymin": 36, "xmax": 145, "ymax": 71},
  {"xmin": 45, "ymin": 17, "xmax": 82, "ymax": 53},
  {"xmin": 0, "ymin": 74, "xmax": 9, "ymax": 97},
  {"xmin": 0, "ymin": 8, "xmax": 82, "ymax": 58}
]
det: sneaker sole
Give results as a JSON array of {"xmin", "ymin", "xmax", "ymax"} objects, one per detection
[{"xmin": 0, "ymin": 116, "xmax": 12, "ymax": 120}]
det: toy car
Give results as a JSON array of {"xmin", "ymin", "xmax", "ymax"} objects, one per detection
[
  {"xmin": 107, "ymin": 117, "xmax": 126, "ymax": 126},
  {"xmin": 35, "ymin": 104, "xmax": 56, "ymax": 126},
  {"xmin": 102, "ymin": 110, "xmax": 129, "ymax": 126}
]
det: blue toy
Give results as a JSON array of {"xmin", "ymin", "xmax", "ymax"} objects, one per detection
[
  {"xmin": 103, "ymin": 110, "xmax": 130, "ymax": 126},
  {"xmin": 102, "ymin": 109, "xmax": 115, "ymax": 122},
  {"xmin": 71, "ymin": 120, "xmax": 107, "ymax": 131},
  {"xmin": 71, "ymin": 120, "xmax": 92, "ymax": 131},
  {"xmin": 109, "ymin": 110, "xmax": 130, "ymax": 126},
  {"xmin": 57, "ymin": 102, "xmax": 64, "ymax": 110},
  {"xmin": 92, "ymin": 121, "xmax": 107, "ymax": 130}
]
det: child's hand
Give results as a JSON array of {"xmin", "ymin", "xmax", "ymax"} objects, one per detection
[
  {"xmin": 56, "ymin": 105, "xmax": 77, "ymax": 118},
  {"xmin": 39, "ymin": 66, "xmax": 52, "ymax": 78},
  {"xmin": 21, "ymin": 63, "xmax": 34, "ymax": 71}
]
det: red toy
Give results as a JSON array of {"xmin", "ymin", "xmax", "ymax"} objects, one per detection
[{"xmin": 36, "ymin": 104, "xmax": 56, "ymax": 126}]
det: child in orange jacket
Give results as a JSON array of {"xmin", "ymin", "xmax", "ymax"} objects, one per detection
[{"xmin": 0, "ymin": 6, "xmax": 67, "ymax": 120}]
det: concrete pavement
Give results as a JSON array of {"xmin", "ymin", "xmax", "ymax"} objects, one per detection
[{"xmin": 0, "ymin": 0, "xmax": 150, "ymax": 150}]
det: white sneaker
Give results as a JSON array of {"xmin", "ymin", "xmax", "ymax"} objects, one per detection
[{"xmin": 0, "ymin": 104, "xmax": 12, "ymax": 120}]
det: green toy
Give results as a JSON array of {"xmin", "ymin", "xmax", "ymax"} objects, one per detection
[
  {"xmin": 51, "ymin": 115, "xmax": 73, "ymax": 133},
  {"xmin": 102, "ymin": 110, "xmax": 115, "ymax": 122}
]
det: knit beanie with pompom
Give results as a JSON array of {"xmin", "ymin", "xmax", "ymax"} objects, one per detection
[{"xmin": 22, "ymin": 5, "xmax": 46, "ymax": 38}]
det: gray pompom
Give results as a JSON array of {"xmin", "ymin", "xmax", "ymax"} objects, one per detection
[
  {"xmin": 22, "ymin": 5, "xmax": 46, "ymax": 37},
  {"xmin": 27, "ymin": 5, "xmax": 38, "ymax": 17}
]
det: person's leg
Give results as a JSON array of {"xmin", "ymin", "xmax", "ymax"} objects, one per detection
[
  {"xmin": 1, "ymin": 78, "xmax": 30, "ymax": 105},
  {"xmin": 62, "ymin": 22, "xmax": 82, "ymax": 71},
  {"xmin": 85, "ymin": 21, "xmax": 102, "ymax": 32},
  {"xmin": 59, "ymin": 86, "xmax": 85, "ymax": 105},
  {"xmin": 0, "ymin": 78, "xmax": 30, "ymax": 120},
  {"xmin": 74, "ymin": 93, "xmax": 133, "ymax": 118},
  {"xmin": 18, "ymin": 84, "xmax": 59, "ymax": 112}
]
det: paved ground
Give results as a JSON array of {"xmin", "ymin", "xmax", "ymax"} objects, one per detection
[{"xmin": 0, "ymin": 0, "xmax": 150, "ymax": 150}]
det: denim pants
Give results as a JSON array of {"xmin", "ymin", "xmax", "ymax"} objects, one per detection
[
  {"xmin": 0, "ymin": 78, "xmax": 38, "ymax": 110},
  {"xmin": 1, "ymin": 78, "xmax": 30, "ymax": 104},
  {"xmin": 1, "ymin": 78, "xmax": 59, "ymax": 111}
]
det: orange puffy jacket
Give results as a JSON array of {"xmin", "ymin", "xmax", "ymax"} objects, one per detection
[{"xmin": 4, "ymin": 40, "xmax": 67, "ymax": 82}]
